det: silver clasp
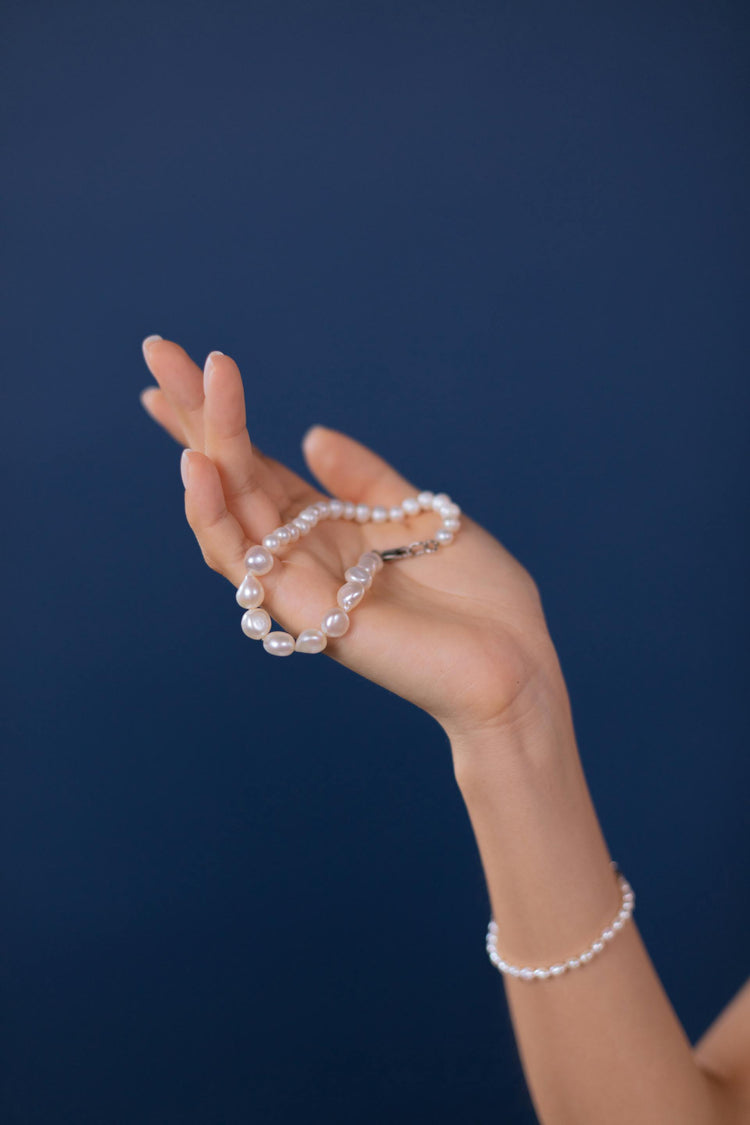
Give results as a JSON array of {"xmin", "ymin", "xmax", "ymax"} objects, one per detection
[{"xmin": 377, "ymin": 539, "xmax": 440, "ymax": 562}]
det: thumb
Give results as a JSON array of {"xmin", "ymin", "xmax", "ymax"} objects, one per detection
[{"xmin": 301, "ymin": 424, "xmax": 420, "ymax": 506}]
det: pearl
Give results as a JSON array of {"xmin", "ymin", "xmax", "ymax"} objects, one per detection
[
  {"xmin": 314, "ymin": 501, "xmax": 331, "ymax": 517},
  {"xmin": 359, "ymin": 551, "xmax": 384, "ymax": 573},
  {"xmin": 440, "ymin": 501, "xmax": 461, "ymax": 518},
  {"xmin": 262, "ymin": 533, "xmax": 280, "ymax": 551},
  {"xmin": 602, "ymin": 929, "xmax": 615, "ymax": 942},
  {"xmin": 295, "ymin": 628, "xmax": 327, "ymax": 654},
  {"xmin": 442, "ymin": 518, "xmax": 461, "ymax": 532},
  {"xmin": 591, "ymin": 941, "xmax": 604, "ymax": 954},
  {"xmin": 236, "ymin": 574, "xmax": 264, "ymax": 608},
  {"xmin": 533, "ymin": 968, "xmax": 550, "ymax": 980},
  {"xmin": 431, "ymin": 492, "xmax": 451, "ymax": 509},
  {"xmin": 244, "ymin": 546, "xmax": 274, "ymax": 575},
  {"xmin": 321, "ymin": 608, "xmax": 350, "ymax": 637},
  {"xmin": 329, "ymin": 499, "xmax": 344, "ymax": 519},
  {"xmin": 417, "ymin": 490, "xmax": 434, "ymax": 510},
  {"xmin": 612, "ymin": 919, "xmax": 623, "ymax": 931},
  {"xmin": 342, "ymin": 501, "xmax": 356, "ymax": 519},
  {"xmin": 435, "ymin": 529, "xmax": 453, "ymax": 545},
  {"xmin": 300, "ymin": 508, "xmax": 318, "ymax": 525},
  {"xmin": 355, "ymin": 503, "xmax": 371, "ymax": 523},
  {"xmin": 567, "ymin": 958, "xmax": 581, "ymax": 970},
  {"xmin": 275, "ymin": 527, "xmax": 291, "ymax": 545},
  {"xmin": 344, "ymin": 565, "xmax": 372, "ymax": 588},
  {"xmin": 550, "ymin": 964, "xmax": 566, "ymax": 976},
  {"xmin": 262, "ymin": 631, "xmax": 295, "ymax": 656},
  {"xmin": 285, "ymin": 523, "xmax": 300, "ymax": 541},
  {"xmin": 519, "ymin": 968, "xmax": 534, "ymax": 981},
  {"xmin": 507, "ymin": 966, "xmax": 521, "ymax": 978},
  {"xmin": 371, "ymin": 505, "xmax": 387, "ymax": 523},
  {"xmin": 580, "ymin": 951, "xmax": 593, "ymax": 963},
  {"xmin": 389, "ymin": 506, "xmax": 405, "ymax": 521},
  {"xmin": 241, "ymin": 608, "xmax": 272, "ymax": 639},
  {"xmin": 402, "ymin": 497, "xmax": 420, "ymax": 516},
  {"xmin": 337, "ymin": 582, "xmax": 366, "ymax": 612},
  {"xmin": 293, "ymin": 517, "xmax": 310, "ymax": 533}
]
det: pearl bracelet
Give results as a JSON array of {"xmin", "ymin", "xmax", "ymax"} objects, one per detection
[
  {"xmin": 485, "ymin": 861, "xmax": 635, "ymax": 981},
  {"xmin": 235, "ymin": 490, "xmax": 462, "ymax": 656}
]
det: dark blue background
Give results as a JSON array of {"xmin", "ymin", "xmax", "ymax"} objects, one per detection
[{"xmin": 3, "ymin": 2, "xmax": 748, "ymax": 1121}]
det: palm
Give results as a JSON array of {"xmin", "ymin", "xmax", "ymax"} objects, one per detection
[{"xmin": 140, "ymin": 339, "xmax": 559, "ymax": 737}]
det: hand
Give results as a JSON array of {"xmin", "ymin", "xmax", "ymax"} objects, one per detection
[{"xmin": 139, "ymin": 337, "xmax": 571, "ymax": 750}]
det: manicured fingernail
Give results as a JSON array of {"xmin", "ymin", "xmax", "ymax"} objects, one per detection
[
  {"xmin": 181, "ymin": 448, "xmax": 193, "ymax": 488},
  {"xmin": 142, "ymin": 334, "xmax": 162, "ymax": 357},
  {"xmin": 203, "ymin": 350, "xmax": 224, "ymax": 393},
  {"xmin": 303, "ymin": 424, "xmax": 328, "ymax": 448},
  {"xmin": 139, "ymin": 387, "xmax": 155, "ymax": 411}
]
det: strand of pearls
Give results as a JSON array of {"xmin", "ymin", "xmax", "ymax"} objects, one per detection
[
  {"xmin": 485, "ymin": 862, "xmax": 635, "ymax": 981},
  {"xmin": 235, "ymin": 490, "xmax": 462, "ymax": 656}
]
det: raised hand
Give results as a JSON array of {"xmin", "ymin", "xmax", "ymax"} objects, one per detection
[{"xmin": 139, "ymin": 337, "xmax": 570, "ymax": 749}]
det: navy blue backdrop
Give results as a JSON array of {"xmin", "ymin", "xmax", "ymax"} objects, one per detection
[{"xmin": 3, "ymin": 2, "xmax": 748, "ymax": 1122}]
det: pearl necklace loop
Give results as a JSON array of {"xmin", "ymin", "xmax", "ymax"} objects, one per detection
[
  {"xmin": 486, "ymin": 861, "xmax": 635, "ymax": 981},
  {"xmin": 235, "ymin": 490, "xmax": 462, "ymax": 656}
]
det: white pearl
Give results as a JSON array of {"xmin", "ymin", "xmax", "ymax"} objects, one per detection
[
  {"xmin": 236, "ymin": 574, "xmax": 264, "ymax": 608},
  {"xmin": 328, "ymin": 499, "xmax": 344, "ymax": 519},
  {"xmin": 275, "ymin": 527, "xmax": 291, "ymax": 545},
  {"xmin": 321, "ymin": 608, "xmax": 350, "ymax": 637},
  {"xmin": 507, "ymin": 966, "xmax": 521, "ymax": 978},
  {"xmin": 612, "ymin": 919, "xmax": 623, "ymax": 931},
  {"xmin": 533, "ymin": 968, "xmax": 550, "ymax": 980},
  {"xmin": 244, "ymin": 546, "xmax": 274, "ymax": 575},
  {"xmin": 295, "ymin": 628, "xmax": 327, "ymax": 654},
  {"xmin": 519, "ymin": 968, "xmax": 534, "ymax": 981},
  {"xmin": 262, "ymin": 532, "xmax": 280, "ymax": 551},
  {"xmin": 550, "ymin": 964, "xmax": 566, "ymax": 976},
  {"xmin": 580, "ymin": 951, "xmax": 593, "ymax": 963},
  {"xmin": 440, "ymin": 501, "xmax": 461, "ymax": 518},
  {"xmin": 591, "ymin": 941, "xmax": 604, "ymax": 954},
  {"xmin": 371, "ymin": 506, "xmax": 388, "ymax": 523},
  {"xmin": 355, "ymin": 503, "xmax": 371, "ymax": 523},
  {"xmin": 241, "ymin": 608, "xmax": 272, "ymax": 639},
  {"xmin": 497, "ymin": 961, "xmax": 508, "ymax": 973},
  {"xmin": 358, "ymin": 550, "xmax": 383, "ymax": 573},
  {"xmin": 431, "ymin": 492, "xmax": 451, "ymax": 509},
  {"xmin": 344, "ymin": 565, "xmax": 372, "ymax": 588},
  {"xmin": 417, "ymin": 490, "xmax": 434, "ymax": 510},
  {"xmin": 342, "ymin": 502, "xmax": 357, "ymax": 519},
  {"xmin": 435, "ymin": 528, "xmax": 453, "ymax": 545},
  {"xmin": 314, "ymin": 501, "xmax": 331, "ymax": 517},
  {"xmin": 293, "ymin": 517, "xmax": 310, "ymax": 533},
  {"xmin": 337, "ymin": 582, "xmax": 366, "ymax": 612},
  {"xmin": 402, "ymin": 497, "xmax": 420, "ymax": 516},
  {"xmin": 286, "ymin": 523, "xmax": 300, "ymax": 540},
  {"xmin": 389, "ymin": 506, "xmax": 405, "ymax": 521},
  {"xmin": 602, "ymin": 929, "xmax": 615, "ymax": 942},
  {"xmin": 262, "ymin": 631, "xmax": 295, "ymax": 656},
  {"xmin": 442, "ymin": 518, "xmax": 461, "ymax": 532},
  {"xmin": 300, "ymin": 508, "xmax": 318, "ymax": 525},
  {"xmin": 567, "ymin": 958, "xmax": 581, "ymax": 970}
]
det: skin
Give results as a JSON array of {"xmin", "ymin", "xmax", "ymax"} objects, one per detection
[{"xmin": 140, "ymin": 336, "xmax": 750, "ymax": 1124}]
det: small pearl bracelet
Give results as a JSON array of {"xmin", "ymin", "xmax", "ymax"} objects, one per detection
[
  {"xmin": 486, "ymin": 861, "xmax": 635, "ymax": 981},
  {"xmin": 235, "ymin": 490, "xmax": 462, "ymax": 655}
]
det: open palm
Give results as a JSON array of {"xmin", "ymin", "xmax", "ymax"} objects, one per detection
[{"xmin": 139, "ymin": 338, "xmax": 567, "ymax": 744}]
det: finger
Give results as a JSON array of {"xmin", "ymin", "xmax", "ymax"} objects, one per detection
[
  {"xmin": 140, "ymin": 386, "xmax": 187, "ymax": 446},
  {"xmin": 141, "ymin": 336, "xmax": 205, "ymax": 450},
  {"xmin": 301, "ymin": 425, "xmax": 421, "ymax": 508},
  {"xmin": 181, "ymin": 449, "xmax": 257, "ymax": 585},
  {"xmin": 202, "ymin": 352, "xmax": 321, "ymax": 533}
]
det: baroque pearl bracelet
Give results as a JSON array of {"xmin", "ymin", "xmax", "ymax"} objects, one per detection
[
  {"xmin": 485, "ymin": 861, "xmax": 635, "ymax": 981},
  {"xmin": 235, "ymin": 490, "xmax": 462, "ymax": 655}
]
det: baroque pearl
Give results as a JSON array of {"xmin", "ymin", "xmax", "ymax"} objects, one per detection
[
  {"xmin": 344, "ymin": 565, "xmax": 372, "ymax": 588},
  {"xmin": 245, "ymin": 546, "xmax": 274, "ymax": 575},
  {"xmin": 295, "ymin": 629, "xmax": 327, "ymax": 654},
  {"xmin": 337, "ymin": 582, "xmax": 365, "ymax": 612},
  {"xmin": 241, "ymin": 608, "xmax": 272, "ymax": 639},
  {"xmin": 359, "ymin": 551, "xmax": 384, "ymax": 574},
  {"xmin": 236, "ymin": 574, "xmax": 264, "ymax": 608},
  {"xmin": 321, "ymin": 608, "xmax": 350, "ymax": 637},
  {"xmin": 263, "ymin": 631, "xmax": 295, "ymax": 656}
]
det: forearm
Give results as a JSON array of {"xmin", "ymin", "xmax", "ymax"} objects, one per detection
[{"xmin": 447, "ymin": 678, "xmax": 733, "ymax": 1125}]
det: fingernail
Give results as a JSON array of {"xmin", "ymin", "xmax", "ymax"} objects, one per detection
[
  {"xmin": 181, "ymin": 448, "xmax": 193, "ymax": 488},
  {"xmin": 139, "ymin": 387, "xmax": 155, "ymax": 411},
  {"xmin": 203, "ymin": 350, "xmax": 224, "ymax": 393},
  {"xmin": 303, "ymin": 424, "xmax": 328, "ymax": 447},
  {"xmin": 142, "ymin": 334, "xmax": 162, "ymax": 357}
]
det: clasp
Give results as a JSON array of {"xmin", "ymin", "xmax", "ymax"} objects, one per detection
[{"xmin": 377, "ymin": 539, "xmax": 441, "ymax": 562}]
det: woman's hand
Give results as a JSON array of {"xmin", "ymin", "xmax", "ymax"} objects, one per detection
[{"xmin": 139, "ymin": 337, "xmax": 572, "ymax": 754}]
